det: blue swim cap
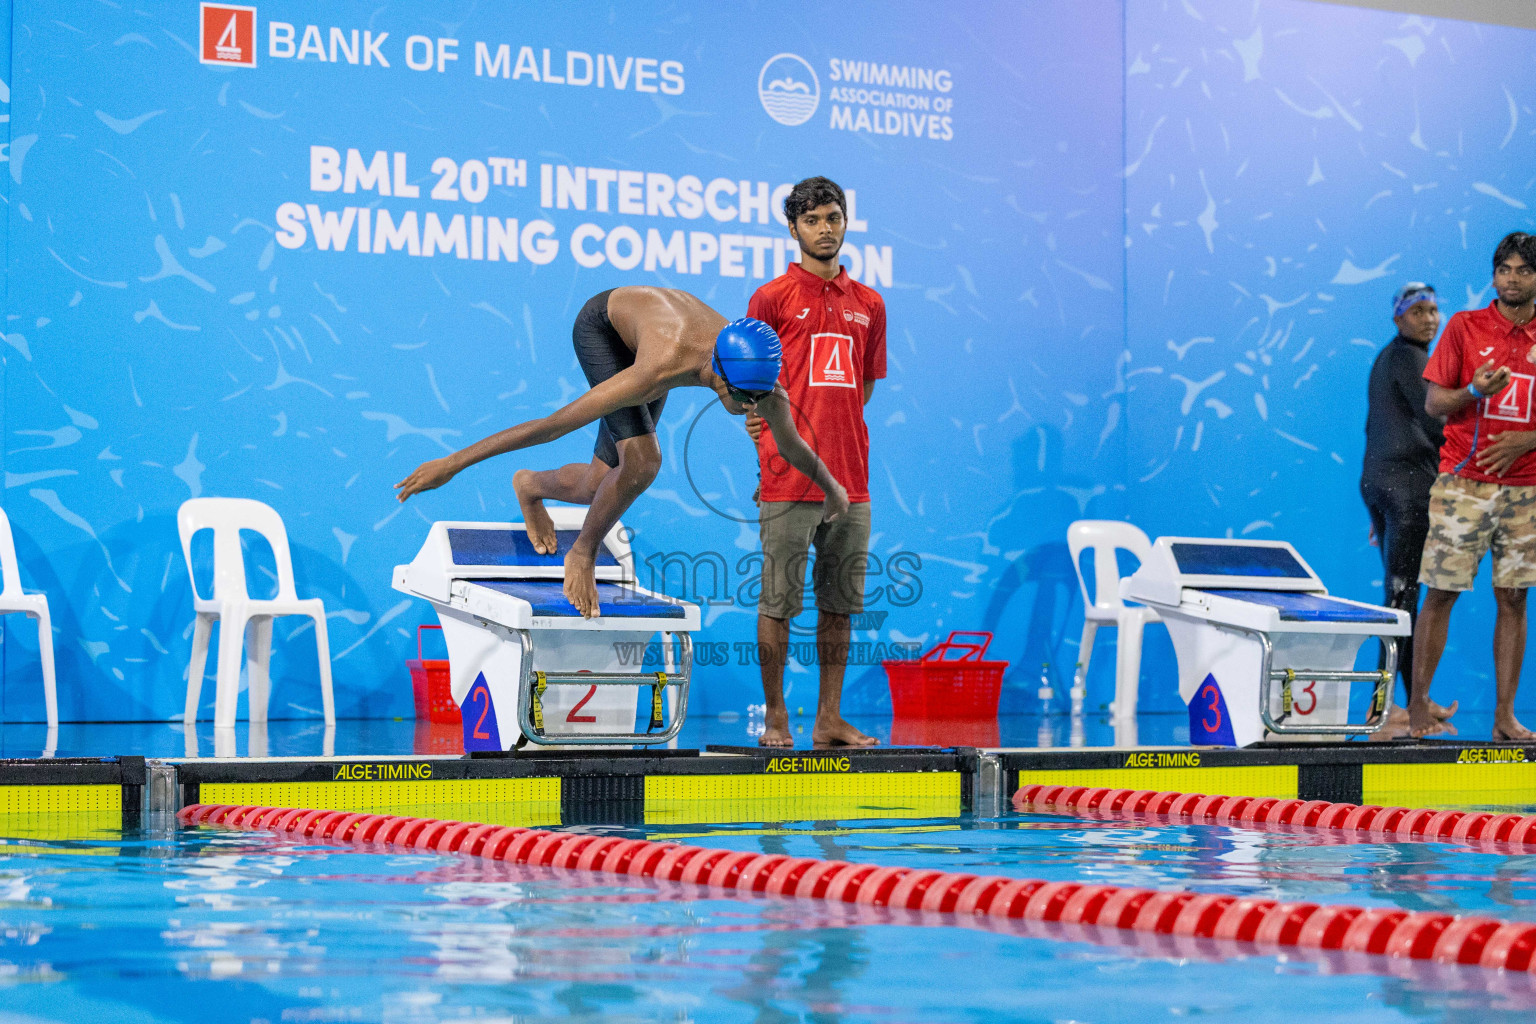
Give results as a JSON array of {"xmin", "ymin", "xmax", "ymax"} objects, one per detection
[
  {"xmin": 1392, "ymin": 281, "xmax": 1436, "ymax": 318},
  {"xmin": 713, "ymin": 317, "xmax": 782, "ymax": 394}
]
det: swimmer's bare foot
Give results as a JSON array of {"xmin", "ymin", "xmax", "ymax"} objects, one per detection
[
  {"xmin": 514, "ymin": 470, "xmax": 558, "ymax": 554},
  {"xmin": 812, "ymin": 716, "xmax": 878, "ymax": 748},
  {"xmin": 1375, "ymin": 703, "xmax": 1458, "ymax": 741},
  {"xmin": 1408, "ymin": 701, "xmax": 1452, "ymax": 739},
  {"xmin": 563, "ymin": 547, "xmax": 599, "ymax": 619},
  {"xmin": 1493, "ymin": 714, "xmax": 1536, "ymax": 742},
  {"xmin": 758, "ymin": 707, "xmax": 793, "ymax": 748},
  {"xmin": 1376, "ymin": 700, "xmax": 1456, "ymax": 739}
]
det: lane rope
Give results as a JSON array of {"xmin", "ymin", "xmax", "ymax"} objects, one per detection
[
  {"xmin": 177, "ymin": 803, "xmax": 1536, "ymax": 972},
  {"xmin": 1013, "ymin": 784, "xmax": 1536, "ymax": 848}
]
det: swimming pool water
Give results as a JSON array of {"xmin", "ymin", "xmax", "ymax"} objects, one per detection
[
  {"xmin": 3, "ymin": 812, "xmax": 1536, "ymax": 1023},
  {"xmin": 661, "ymin": 813, "xmax": 1536, "ymax": 920}
]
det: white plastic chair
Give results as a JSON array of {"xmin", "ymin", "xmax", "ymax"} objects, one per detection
[
  {"xmin": 0, "ymin": 508, "xmax": 56, "ymax": 728},
  {"xmin": 1067, "ymin": 520, "xmax": 1161, "ymax": 721},
  {"xmin": 178, "ymin": 498, "xmax": 334, "ymax": 728}
]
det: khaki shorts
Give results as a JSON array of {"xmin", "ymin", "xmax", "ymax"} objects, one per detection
[
  {"xmin": 1419, "ymin": 472, "xmax": 1536, "ymax": 591},
  {"xmin": 758, "ymin": 501, "xmax": 872, "ymax": 619}
]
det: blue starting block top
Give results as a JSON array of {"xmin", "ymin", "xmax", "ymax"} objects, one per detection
[
  {"xmin": 1202, "ymin": 589, "xmax": 1399, "ymax": 624},
  {"xmin": 1171, "ymin": 542, "xmax": 1311, "ymax": 578},
  {"xmin": 448, "ymin": 528, "xmax": 619, "ymax": 567},
  {"xmin": 476, "ymin": 579, "xmax": 686, "ymax": 618}
]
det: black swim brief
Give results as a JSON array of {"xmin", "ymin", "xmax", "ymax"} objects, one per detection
[{"xmin": 572, "ymin": 289, "xmax": 666, "ymax": 467}]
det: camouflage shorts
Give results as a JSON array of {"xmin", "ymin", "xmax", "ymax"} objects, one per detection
[{"xmin": 1419, "ymin": 473, "xmax": 1536, "ymax": 591}]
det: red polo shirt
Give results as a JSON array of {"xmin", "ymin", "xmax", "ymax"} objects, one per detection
[
  {"xmin": 1424, "ymin": 302, "xmax": 1536, "ymax": 485},
  {"xmin": 748, "ymin": 263, "xmax": 886, "ymax": 503}
]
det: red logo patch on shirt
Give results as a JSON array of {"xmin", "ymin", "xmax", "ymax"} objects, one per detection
[
  {"xmin": 200, "ymin": 3, "xmax": 257, "ymax": 67},
  {"xmin": 809, "ymin": 333, "xmax": 856, "ymax": 388},
  {"xmin": 1489, "ymin": 372, "xmax": 1536, "ymax": 423}
]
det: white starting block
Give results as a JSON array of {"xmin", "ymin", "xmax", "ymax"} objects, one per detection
[
  {"xmin": 1121, "ymin": 537, "xmax": 1408, "ymax": 747},
  {"xmin": 392, "ymin": 509, "xmax": 700, "ymax": 749}
]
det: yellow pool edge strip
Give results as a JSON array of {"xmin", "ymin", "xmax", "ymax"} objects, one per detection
[
  {"xmin": 645, "ymin": 771, "xmax": 962, "ymax": 824},
  {"xmin": 1363, "ymin": 762, "xmax": 1536, "ymax": 808},
  {"xmin": 0, "ymin": 785, "xmax": 123, "ymax": 841},
  {"xmin": 0, "ymin": 784, "xmax": 122, "ymax": 814},
  {"xmin": 199, "ymin": 778, "xmax": 563, "ymax": 827},
  {"xmin": 1016, "ymin": 766, "xmax": 1299, "ymax": 799}
]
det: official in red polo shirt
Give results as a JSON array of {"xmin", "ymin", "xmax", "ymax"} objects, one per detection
[
  {"xmin": 745, "ymin": 177, "xmax": 886, "ymax": 747},
  {"xmin": 1410, "ymin": 232, "xmax": 1536, "ymax": 740}
]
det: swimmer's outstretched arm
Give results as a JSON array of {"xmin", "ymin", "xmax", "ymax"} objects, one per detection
[
  {"xmin": 394, "ymin": 368, "xmax": 659, "ymax": 501},
  {"xmin": 753, "ymin": 390, "xmax": 849, "ymax": 521}
]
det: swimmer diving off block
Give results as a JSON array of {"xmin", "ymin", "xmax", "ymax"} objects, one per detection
[{"xmin": 394, "ymin": 287, "xmax": 849, "ymax": 618}]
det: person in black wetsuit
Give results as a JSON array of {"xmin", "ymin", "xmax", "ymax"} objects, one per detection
[{"xmin": 1361, "ymin": 281, "xmax": 1457, "ymax": 736}]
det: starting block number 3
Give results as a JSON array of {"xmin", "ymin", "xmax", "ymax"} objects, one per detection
[
  {"xmin": 1190, "ymin": 674, "xmax": 1236, "ymax": 746},
  {"xmin": 1291, "ymin": 680, "xmax": 1318, "ymax": 716}
]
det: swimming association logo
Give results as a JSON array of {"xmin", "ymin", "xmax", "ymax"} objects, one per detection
[
  {"xmin": 1489, "ymin": 371, "xmax": 1535, "ymax": 423},
  {"xmin": 758, "ymin": 53, "xmax": 819, "ymax": 126},
  {"xmin": 200, "ymin": 3, "xmax": 257, "ymax": 67},
  {"xmin": 809, "ymin": 333, "xmax": 856, "ymax": 388}
]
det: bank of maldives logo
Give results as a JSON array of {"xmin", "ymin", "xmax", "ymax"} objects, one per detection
[
  {"xmin": 758, "ymin": 54, "xmax": 819, "ymax": 126},
  {"xmin": 200, "ymin": 3, "xmax": 257, "ymax": 67}
]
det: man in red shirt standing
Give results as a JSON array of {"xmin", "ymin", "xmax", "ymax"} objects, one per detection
[
  {"xmin": 1411, "ymin": 232, "xmax": 1536, "ymax": 739},
  {"xmin": 745, "ymin": 177, "xmax": 886, "ymax": 747}
]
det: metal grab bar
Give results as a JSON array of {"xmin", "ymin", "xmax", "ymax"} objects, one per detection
[
  {"xmin": 515, "ymin": 631, "xmax": 693, "ymax": 746},
  {"xmin": 1230, "ymin": 625, "xmax": 1398, "ymax": 737},
  {"xmin": 1272, "ymin": 668, "xmax": 1394, "ymax": 683}
]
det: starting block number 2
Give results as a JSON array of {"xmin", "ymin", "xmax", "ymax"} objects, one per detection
[
  {"xmin": 460, "ymin": 676, "xmax": 599, "ymax": 750},
  {"xmin": 567, "ymin": 684, "xmax": 598, "ymax": 723},
  {"xmin": 462, "ymin": 673, "xmax": 503, "ymax": 751}
]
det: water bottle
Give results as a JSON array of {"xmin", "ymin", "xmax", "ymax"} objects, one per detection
[
  {"xmin": 746, "ymin": 703, "xmax": 766, "ymax": 739},
  {"xmin": 1036, "ymin": 661, "xmax": 1056, "ymax": 716}
]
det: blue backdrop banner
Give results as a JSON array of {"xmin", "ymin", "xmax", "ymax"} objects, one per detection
[
  {"xmin": 6, "ymin": 0, "xmax": 1535, "ymax": 725},
  {"xmin": 1123, "ymin": 0, "xmax": 1536, "ymax": 714},
  {"xmin": 1, "ymin": 0, "xmax": 1123, "ymax": 722}
]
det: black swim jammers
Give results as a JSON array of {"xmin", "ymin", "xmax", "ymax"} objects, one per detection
[{"xmin": 572, "ymin": 290, "xmax": 666, "ymax": 467}]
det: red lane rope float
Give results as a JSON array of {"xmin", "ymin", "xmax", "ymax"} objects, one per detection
[
  {"xmin": 178, "ymin": 803, "xmax": 1536, "ymax": 973},
  {"xmin": 1014, "ymin": 784, "xmax": 1536, "ymax": 848}
]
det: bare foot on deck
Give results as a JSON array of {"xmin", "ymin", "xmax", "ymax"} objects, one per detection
[
  {"xmin": 1374, "ymin": 701, "xmax": 1459, "ymax": 741},
  {"xmin": 563, "ymin": 547, "xmax": 599, "ymax": 618},
  {"xmin": 1493, "ymin": 714, "xmax": 1536, "ymax": 742},
  {"xmin": 812, "ymin": 716, "xmax": 878, "ymax": 748},
  {"xmin": 758, "ymin": 708, "xmax": 793, "ymax": 748},
  {"xmin": 514, "ymin": 469, "xmax": 558, "ymax": 554},
  {"xmin": 1408, "ymin": 703, "xmax": 1453, "ymax": 739}
]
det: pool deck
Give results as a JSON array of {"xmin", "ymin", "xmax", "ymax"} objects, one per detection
[{"xmin": 3, "ymin": 738, "xmax": 1535, "ymax": 829}]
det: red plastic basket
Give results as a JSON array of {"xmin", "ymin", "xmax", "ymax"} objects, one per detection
[
  {"xmin": 883, "ymin": 631, "xmax": 1007, "ymax": 720},
  {"xmin": 406, "ymin": 625, "xmax": 460, "ymax": 725}
]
